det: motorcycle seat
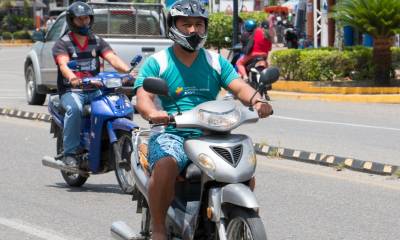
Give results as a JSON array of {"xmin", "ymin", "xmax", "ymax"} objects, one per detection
[
  {"xmin": 49, "ymin": 95, "xmax": 91, "ymax": 117},
  {"xmin": 138, "ymin": 143, "xmax": 201, "ymax": 183}
]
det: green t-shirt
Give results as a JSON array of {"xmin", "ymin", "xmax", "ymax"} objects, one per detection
[{"xmin": 134, "ymin": 47, "xmax": 239, "ymax": 137}]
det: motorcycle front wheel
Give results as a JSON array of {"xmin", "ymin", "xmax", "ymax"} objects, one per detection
[
  {"xmin": 225, "ymin": 207, "xmax": 267, "ymax": 240},
  {"xmin": 112, "ymin": 130, "xmax": 135, "ymax": 194},
  {"xmin": 56, "ymin": 127, "xmax": 88, "ymax": 187}
]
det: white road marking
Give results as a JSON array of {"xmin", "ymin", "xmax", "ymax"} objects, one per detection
[
  {"xmin": 0, "ymin": 96, "xmax": 25, "ymax": 99},
  {"xmin": 0, "ymin": 89, "xmax": 25, "ymax": 92},
  {"xmin": 273, "ymin": 115, "xmax": 400, "ymax": 132},
  {"xmin": 0, "ymin": 217, "xmax": 76, "ymax": 240}
]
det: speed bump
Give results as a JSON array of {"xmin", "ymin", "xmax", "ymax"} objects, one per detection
[{"xmin": 254, "ymin": 143, "xmax": 399, "ymax": 176}]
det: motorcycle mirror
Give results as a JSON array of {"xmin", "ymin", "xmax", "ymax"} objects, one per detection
[
  {"xmin": 143, "ymin": 77, "xmax": 169, "ymax": 96},
  {"xmin": 259, "ymin": 67, "xmax": 280, "ymax": 86},
  {"xmin": 130, "ymin": 55, "xmax": 142, "ymax": 68}
]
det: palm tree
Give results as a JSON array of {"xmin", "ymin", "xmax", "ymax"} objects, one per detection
[{"xmin": 334, "ymin": 0, "xmax": 400, "ymax": 85}]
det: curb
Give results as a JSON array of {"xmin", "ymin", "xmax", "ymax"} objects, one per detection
[
  {"xmin": 254, "ymin": 143, "xmax": 399, "ymax": 176},
  {"xmin": 269, "ymin": 91, "xmax": 400, "ymax": 104},
  {"xmin": 272, "ymin": 81, "xmax": 400, "ymax": 94},
  {"xmin": 1, "ymin": 108, "xmax": 398, "ymax": 176},
  {"xmin": 0, "ymin": 108, "xmax": 51, "ymax": 122}
]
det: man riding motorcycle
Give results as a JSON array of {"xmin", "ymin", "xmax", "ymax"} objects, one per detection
[
  {"xmin": 236, "ymin": 20, "xmax": 272, "ymax": 83},
  {"xmin": 133, "ymin": 1, "xmax": 273, "ymax": 239},
  {"xmin": 52, "ymin": 1, "xmax": 134, "ymax": 167}
]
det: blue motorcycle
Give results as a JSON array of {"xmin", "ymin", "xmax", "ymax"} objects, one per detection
[{"xmin": 42, "ymin": 56, "xmax": 141, "ymax": 194}]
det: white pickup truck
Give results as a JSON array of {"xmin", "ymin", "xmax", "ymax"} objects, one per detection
[{"xmin": 24, "ymin": 2, "xmax": 172, "ymax": 105}]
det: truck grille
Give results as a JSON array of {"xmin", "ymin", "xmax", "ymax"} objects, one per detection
[{"xmin": 211, "ymin": 145, "xmax": 243, "ymax": 167}]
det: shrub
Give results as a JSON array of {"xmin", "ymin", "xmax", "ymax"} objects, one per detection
[
  {"xmin": 391, "ymin": 47, "xmax": 400, "ymax": 69},
  {"xmin": 206, "ymin": 12, "xmax": 233, "ymax": 50},
  {"xmin": 13, "ymin": 30, "xmax": 31, "ymax": 39},
  {"xmin": 270, "ymin": 49, "xmax": 301, "ymax": 80},
  {"xmin": 298, "ymin": 50, "xmax": 354, "ymax": 81},
  {"xmin": 344, "ymin": 47, "xmax": 374, "ymax": 80},
  {"xmin": 2, "ymin": 32, "xmax": 13, "ymax": 40}
]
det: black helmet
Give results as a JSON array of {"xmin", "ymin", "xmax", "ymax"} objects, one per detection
[
  {"xmin": 167, "ymin": 0, "xmax": 208, "ymax": 52},
  {"xmin": 66, "ymin": 1, "xmax": 94, "ymax": 36}
]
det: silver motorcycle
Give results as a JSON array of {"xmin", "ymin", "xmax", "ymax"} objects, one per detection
[{"xmin": 111, "ymin": 68, "xmax": 280, "ymax": 240}]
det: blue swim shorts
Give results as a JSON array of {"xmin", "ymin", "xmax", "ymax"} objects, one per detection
[{"xmin": 148, "ymin": 133, "xmax": 189, "ymax": 173}]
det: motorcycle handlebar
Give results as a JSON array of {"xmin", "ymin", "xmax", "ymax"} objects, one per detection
[{"xmin": 149, "ymin": 115, "xmax": 176, "ymax": 127}]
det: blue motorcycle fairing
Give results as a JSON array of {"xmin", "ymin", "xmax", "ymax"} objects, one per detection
[
  {"xmin": 88, "ymin": 94, "xmax": 134, "ymax": 173},
  {"xmin": 104, "ymin": 94, "xmax": 134, "ymax": 117},
  {"xmin": 106, "ymin": 118, "xmax": 139, "ymax": 143}
]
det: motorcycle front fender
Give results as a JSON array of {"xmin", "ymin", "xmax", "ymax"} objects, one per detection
[
  {"xmin": 106, "ymin": 118, "xmax": 139, "ymax": 143},
  {"xmin": 221, "ymin": 183, "xmax": 259, "ymax": 209}
]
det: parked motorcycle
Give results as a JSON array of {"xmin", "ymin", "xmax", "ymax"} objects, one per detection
[
  {"xmin": 42, "ymin": 56, "xmax": 142, "ymax": 194},
  {"xmin": 110, "ymin": 67, "xmax": 280, "ymax": 239},
  {"xmin": 284, "ymin": 27, "xmax": 298, "ymax": 49}
]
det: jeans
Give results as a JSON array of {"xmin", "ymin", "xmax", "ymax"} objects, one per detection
[{"xmin": 60, "ymin": 90, "xmax": 101, "ymax": 155}]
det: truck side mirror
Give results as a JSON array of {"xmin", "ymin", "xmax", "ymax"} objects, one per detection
[{"xmin": 32, "ymin": 29, "xmax": 46, "ymax": 42}]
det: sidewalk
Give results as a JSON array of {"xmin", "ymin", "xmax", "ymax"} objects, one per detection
[
  {"xmin": 219, "ymin": 44, "xmax": 400, "ymax": 104},
  {"xmin": 0, "ymin": 40, "xmax": 33, "ymax": 47}
]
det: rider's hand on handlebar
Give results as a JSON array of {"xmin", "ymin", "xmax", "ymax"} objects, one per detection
[
  {"xmin": 69, "ymin": 77, "xmax": 82, "ymax": 88},
  {"xmin": 148, "ymin": 110, "xmax": 170, "ymax": 124},
  {"xmin": 253, "ymin": 99, "xmax": 273, "ymax": 118},
  {"xmin": 90, "ymin": 80, "xmax": 103, "ymax": 88}
]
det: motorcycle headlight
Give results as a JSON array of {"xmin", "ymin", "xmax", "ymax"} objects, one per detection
[
  {"xmin": 197, "ymin": 108, "xmax": 241, "ymax": 131},
  {"xmin": 104, "ymin": 78, "xmax": 122, "ymax": 88}
]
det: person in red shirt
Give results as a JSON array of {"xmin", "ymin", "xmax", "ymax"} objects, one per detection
[{"xmin": 236, "ymin": 21, "xmax": 272, "ymax": 82}]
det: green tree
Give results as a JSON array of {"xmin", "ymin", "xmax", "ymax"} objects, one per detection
[{"xmin": 334, "ymin": 0, "xmax": 400, "ymax": 85}]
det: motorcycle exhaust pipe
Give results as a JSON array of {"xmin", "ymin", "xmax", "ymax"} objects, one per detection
[
  {"xmin": 41, "ymin": 156, "xmax": 89, "ymax": 176},
  {"xmin": 110, "ymin": 221, "xmax": 145, "ymax": 240}
]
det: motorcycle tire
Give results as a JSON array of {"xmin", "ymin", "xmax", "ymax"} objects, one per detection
[
  {"xmin": 56, "ymin": 127, "xmax": 88, "ymax": 187},
  {"xmin": 112, "ymin": 130, "xmax": 136, "ymax": 194},
  {"xmin": 225, "ymin": 206, "xmax": 267, "ymax": 240}
]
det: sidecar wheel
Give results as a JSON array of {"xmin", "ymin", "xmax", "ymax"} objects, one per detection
[
  {"xmin": 225, "ymin": 207, "xmax": 267, "ymax": 240},
  {"xmin": 56, "ymin": 128, "xmax": 88, "ymax": 187},
  {"xmin": 113, "ymin": 130, "xmax": 135, "ymax": 194}
]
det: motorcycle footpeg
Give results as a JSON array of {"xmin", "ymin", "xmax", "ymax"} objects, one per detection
[
  {"xmin": 54, "ymin": 153, "xmax": 63, "ymax": 160},
  {"xmin": 111, "ymin": 221, "xmax": 146, "ymax": 240}
]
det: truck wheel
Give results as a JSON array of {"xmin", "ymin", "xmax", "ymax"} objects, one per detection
[
  {"xmin": 56, "ymin": 127, "xmax": 88, "ymax": 187},
  {"xmin": 25, "ymin": 65, "xmax": 46, "ymax": 105}
]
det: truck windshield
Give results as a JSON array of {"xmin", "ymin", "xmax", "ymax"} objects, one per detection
[{"xmin": 90, "ymin": 3, "xmax": 165, "ymax": 38}]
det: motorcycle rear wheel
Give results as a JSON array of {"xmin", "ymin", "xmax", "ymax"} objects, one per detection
[
  {"xmin": 56, "ymin": 127, "xmax": 88, "ymax": 187},
  {"xmin": 225, "ymin": 207, "xmax": 267, "ymax": 240},
  {"xmin": 113, "ymin": 130, "xmax": 135, "ymax": 194}
]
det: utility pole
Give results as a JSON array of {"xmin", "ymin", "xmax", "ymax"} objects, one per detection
[
  {"xmin": 232, "ymin": 0, "xmax": 239, "ymax": 46},
  {"xmin": 33, "ymin": 0, "xmax": 37, "ymax": 29}
]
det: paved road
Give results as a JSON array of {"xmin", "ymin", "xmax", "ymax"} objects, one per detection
[
  {"xmin": 0, "ymin": 116, "xmax": 399, "ymax": 240},
  {"xmin": 1, "ymin": 46, "xmax": 399, "ymax": 166}
]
